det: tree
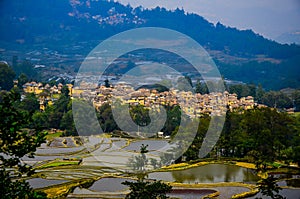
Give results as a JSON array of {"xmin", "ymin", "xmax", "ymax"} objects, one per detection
[
  {"xmin": 291, "ymin": 90, "xmax": 300, "ymax": 111},
  {"xmin": 128, "ymin": 144, "xmax": 149, "ymax": 172},
  {"xmin": 289, "ymin": 114, "xmax": 300, "ymax": 166},
  {"xmin": 177, "ymin": 76, "xmax": 193, "ymax": 91},
  {"xmin": 256, "ymin": 84, "xmax": 265, "ymax": 103},
  {"xmin": 97, "ymin": 103, "xmax": 118, "ymax": 133},
  {"xmin": 61, "ymin": 85, "xmax": 70, "ymax": 97},
  {"xmin": 60, "ymin": 110, "xmax": 76, "ymax": 136},
  {"xmin": 14, "ymin": 60, "xmax": 37, "ymax": 79},
  {"xmin": 122, "ymin": 180, "xmax": 172, "ymax": 199},
  {"xmin": 195, "ymin": 81, "xmax": 208, "ymax": 94},
  {"xmin": 180, "ymin": 116, "xmax": 209, "ymax": 161},
  {"xmin": 0, "ymin": 62, "xmax": 15, "ymax": 90},
  {"xmin": 239, "ymin": 108, "xmax": 292, "ymax": 199},
  {"xmin": 0, "ymin": 90, "xmax": 47, "ymax": 198},
  {"xmin": 261, "ymin": 91, "xmax": 293, "ymax": 109},
  {"xmin": 123, "ymin": 145, "xmax": 172, "ymax": 199},
  {"xmin": 73, "ymin": 99, "xmax": 101, "ymax": 136},
  {"xmin": 12, "ymin": 55, "xmax": 18, "ymax": 69},
  {"xmin": 104, "ymin": 79, "xmax": 110, "ymax": 88},
  {"xmin": 241, "ymin": 108, "xmax": 293, "ymax": 170},
  {"xmin": 18, "ymin": 93, "xmax": 39, "ymax": 113},
  {"xmin": 130, "ymin": 105, "xmax": 151, "ymax": 127},
  {"xmin": 217, "ymin": 111, "xmax": 244, "ymax": 157},
  {"xmin": 162, "ymin": 105, "xmax": 181, "ymax": 135},
  {"xmin": 256, "ymin": 175, "xmax": 286, "ymax": 199},
  {"xmin": 30, "ymin": 86, "xmax": 73, "ymax": 131},
  {"xmin": 229, "ymin": 84, "xmax": 251, "ymax": 99},
  {"xmin": 47, "ymin": 108, "xmax": 63, "ymax": 129},
  {"xmin": 53, "ymin": 87, "xmax": 71, "ymax": 113},
  {"xmin": 292, "ymin": 146, "xmax": 300, "ymax": 166},
  {"xmin": 17, "ymin": 73, "xmax": 29, "ymax": 88},
  {"xmin": 32, "ymin": 111, "xmax": 49, "ymax": 130}
]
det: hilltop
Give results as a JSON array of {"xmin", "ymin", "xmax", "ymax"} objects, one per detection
[{"xmin": 0, "ymin": 0, "xmax": 299, "ymax": 90}]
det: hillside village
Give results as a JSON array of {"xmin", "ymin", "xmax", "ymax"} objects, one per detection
[{"xmin": 22, "ymin": 81, "xmax": 259, "ymax": 118}]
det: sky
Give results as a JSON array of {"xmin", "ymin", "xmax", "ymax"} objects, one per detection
[{"xmin": 117, "ymin": 0, "xmax": 300, "ymax": 42}]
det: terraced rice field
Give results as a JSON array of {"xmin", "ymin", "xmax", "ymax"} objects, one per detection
[{"xmin": 26, "ymin": 136, "xmax": 300, "ymax": 198}]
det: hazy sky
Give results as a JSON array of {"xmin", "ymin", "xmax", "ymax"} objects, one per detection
[{"xmin": 117, "ymin": 0, "xmax": 300, "ymax": 41}]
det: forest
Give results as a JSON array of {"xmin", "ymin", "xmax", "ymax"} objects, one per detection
[{"xmin": 1, "ymin": 0, "xmax": 300, "ymax": 90}]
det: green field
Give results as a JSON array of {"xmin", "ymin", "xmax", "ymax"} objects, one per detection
[
  {"xmin": 45, "ymin": 131, "xmax": 63, "ymax": 140},
  {"xmin": 36, "ymin": 160, "xmax": 79, "ymax": 169}
]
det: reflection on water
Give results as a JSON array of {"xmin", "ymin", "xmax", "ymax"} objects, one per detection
[
  {"xmin": 278, "ymin": 179, "xmax": 300, "ymax": 188},
  {"xmin": 149, "ymin": 164, "xmax": 260, "ymax": 183},
  {"xmin": 89, "ymin": 178, "xmax": 133, "ymax": 192},
  {"xmin": 286, "ymin": 179, "xmax": 300, "ymax": 187},
  {"xmin": 168, "ymin": 189, "xmax": 215, "ymax": 199},
  {"xmin": 27, "ymin": 178, "xmax": 68, "ymax": 189},
  {"xmin": 272, "ymin": 173, "xmax": 300, "ymax": 179},
  {"xmin": 82, "ymin": 178, "xmax": 218, "ymax": 199},
  {"xmin": 123, "ymin": 140, "xmax": 168, "ymax": 151},
  {"xmin": 249, "ymin": 188, "xmax": 300, "ymax": 199}
]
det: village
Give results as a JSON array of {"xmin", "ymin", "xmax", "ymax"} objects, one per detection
[{"xmin": 22, "ymin": 81, "xmax": 258, "ymax": 118}]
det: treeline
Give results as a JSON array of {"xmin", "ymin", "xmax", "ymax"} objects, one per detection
[
  {"xmin": 217, "ymin": 57, "xmax": 300, "ymax": 90},
  {"xmin": 0, "ymin": 61, "xmax": 38, "ymax": 91},
  {"xmin": 4, "ymin": 83, "xmax": 182, "ymax": 137},
  {"xmin": 2, "ymin": 0, "xmax": 300, "ymax": 90},
  {"xmin": 2, "ymin": 81, "xmax": 300, "ymax": 168},
  {"xmin": 195, "ymin": 80, "xmax": 300, "ymax": 111},
  {"xmin": 179, "ymin": 108, "xmax": 300, "ymax": 168},
  {"xmin": 0, "ymin": 84, "xmax": 73, "ymax": 135},
  {"xmin": 30, "ymin": 93, "xmax": 300, "ymax": 168},
  {"xmin": 2, "ymin": 0, "xmax": 300, "ymax": 60},
  {"xmin": 0, "ymin": 88, "xmax": 48, "ymax": 198}
]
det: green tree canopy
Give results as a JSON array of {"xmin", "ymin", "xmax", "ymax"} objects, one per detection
[
  {"xmin": 0, "ymin": 62, "xmax": 15, "ymax": 90},
  {"xmin": 18, "ymin": 92, "xmax": 39, "ymax": 113},
  {"xmin": 17, "ymin": 73, "xmax": 29, "ymax": 88},
  {"xmin": 122, "ymin": 180, "xmax": 172, "ymax": 199},
  {"xmin": 0, "ymin": 90, "xmax": 47, "ymax": 198},
  {"xmin": 123, "ymin": 144, "xmax": 172, "ymax": 199}
]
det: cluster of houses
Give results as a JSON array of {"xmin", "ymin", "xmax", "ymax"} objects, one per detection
[
  {"xmin": 22, "ymin": 82, "xmax": 73, "ymax": 111},
  {"xmin": 22, "ymin": 81, "xmax": 258, "ymax": 117},
  {"xmin": 77, "ymin": 83, "xmax": 256, "ymax": 117},
  {"xmin": 68, "ymin": 5, "xmax": 145, "ymax": 26}
]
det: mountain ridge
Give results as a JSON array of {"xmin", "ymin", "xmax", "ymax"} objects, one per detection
[{"xmin": 0, "ymin": 0, "xmax": 299, "ymax": 90}]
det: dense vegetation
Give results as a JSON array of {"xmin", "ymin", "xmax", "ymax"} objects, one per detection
[
  {"xmin": 1, "ymin": 0, "xmax": 300, "ymax": 90},
  {"xmin": 43, "ymin": 91, "xmax": 300, "ymax": 167},
  {"xmin": 0, "ymin": 90, "xmax": 47, "ymax": 198},
  {"xmin": 1, "ymin": 0, "xmax": 299, "ymax": 58},
  {"xmin": 1, "ymin": 63, "xmax": 300, "ymax": 198},
  {"xmin": 122, "ymin": 145, "xmax": 172, "ymax": 199},
  {"xmin": 1, "ymin": 1, "xmax": 300, "ymax": 198},
  {"xmin": 179, "ymin": 108, "xmax": 300, "ymax": 168},
  {"xmin": 0, "ymin": 62, "xmax": 15, "ymax": 90},
  {"xmin": 196, "ymin": 81, "xmax": 300, "ymax": 111},
  {"xmin": 7, "ymin": 79, "xmax": 299, "ymax": 169}
]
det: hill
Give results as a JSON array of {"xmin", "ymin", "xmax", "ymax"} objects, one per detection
[{"xmin": 0, "ymin": 0, "xmax": 299, "ymax": 90}]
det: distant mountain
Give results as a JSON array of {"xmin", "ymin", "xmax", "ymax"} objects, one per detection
[
  {"xmin": 276, "ymin": 31, "xmax": 300, "ymax": 45},
  {"xmin": 0, "ymin": 0, "xmax": 299, "ymax": 90}
]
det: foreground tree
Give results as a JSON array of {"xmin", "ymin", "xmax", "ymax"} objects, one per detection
[
  {"xmin": 256, "ymin": 175, "xmax": 286, "ymax": 199},
  {"xmin": 122, "ymin": 180, "xmax": 172, "ymax": 199},
  {"xmin": 123, "ymin": 145, "xmax": 172, "ymax": 199},
  {"xmin": 0, "ymin": 90, "xmax": 47, "ymax": 198},
  {"xmin": 241, "ymin": 108, "xmax": 294, "ymax": 170},
  {"xmin": 241, "ymin": 108, "xmax": 291, "ymax": 199},
  {"xmin": 0, "ymin": 62, "xmax": 15, "ymax": 90}
]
